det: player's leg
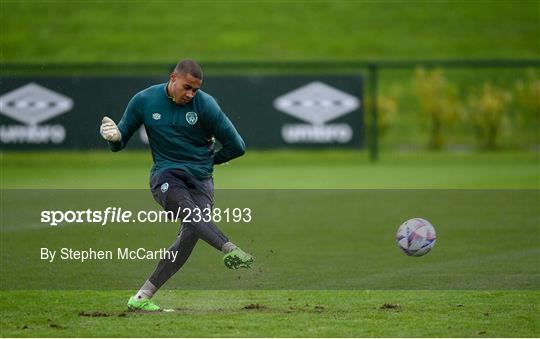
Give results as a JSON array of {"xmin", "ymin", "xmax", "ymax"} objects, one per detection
[
  {"xmin": 147, "ymin": 224, "xmax": 198, "ymax": 289},
  {"xmin": 189, "ymin": 177, "xmax": 254, "ymax": 269},
  {"xmin": 128, "ymin": 224, "xmax": 198, "ymax": 311},
  {"xmin": 166, "ymin": 185, "xmax": 230, "ymax": 251},
  {"xmin": 147, "ymin": 170, "xmax": 229, "ymax": 252},
  {"xmin": 127, "ymin": 174, "xmax": 198, "ymax": 311},
  {"xmin": 127, "ymin": 169, "xmax": 254, "ymax": 310}
]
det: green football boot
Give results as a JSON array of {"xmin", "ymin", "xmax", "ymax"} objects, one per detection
[
  {"xmin": 223, "ymin": 247, "xmax": 254, "ymax": 269},
  {"xmin": 127, "ymin": 296, "xmax": 161, "ymax": 312}
]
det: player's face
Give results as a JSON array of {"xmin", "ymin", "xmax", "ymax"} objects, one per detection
[{"xmin": 169, "ymin": 72, "xmax": 202, "ymax": 105}]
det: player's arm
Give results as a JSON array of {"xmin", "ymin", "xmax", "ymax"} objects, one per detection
[
  {"xmin": 202, "ymin": 98, "xmax": 245, "ymax": 164},
  {"xmin": 100, "ymin": 95, "xmax": 143, "ymax": 152}
]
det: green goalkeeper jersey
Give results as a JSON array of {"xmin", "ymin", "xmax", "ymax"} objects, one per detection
[{"xmin": 108, "ymin": 83, "xmax": 245, "ymax": 179}]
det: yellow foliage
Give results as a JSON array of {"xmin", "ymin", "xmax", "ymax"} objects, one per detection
[
  {"xmin": 365, "ymin": 93, "xmax": 398, "ymax": 137},
  {"xmin": 467, "ymin": 83, "xmax": 511, "ymax": 149},
  {"xmin": 413, "ymin": 68, "xmax": 459, "ymax": 149},
  {"xmin": 377, "ymin": 94, "xmax": 398, "ymax": 136},
  {"xmin": 514, "ymin": 70, "xmax": 540, "ymax": 126}
]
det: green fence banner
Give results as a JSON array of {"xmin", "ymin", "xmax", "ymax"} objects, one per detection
[{"xmin": 0, "ymin": 75, "xmax": 363, "ymax": 149}]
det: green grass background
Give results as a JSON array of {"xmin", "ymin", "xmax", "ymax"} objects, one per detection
[
  {"xmin": 2, "ymin": 1, "xmax": 538, "ymax": 62},
  {"xmin": 1, "ymin": 0, "xmax": 539, "ymax": 337},
  {"xmin": 2, "ymin": 150, "xmax": 539, "ymax": 189}
]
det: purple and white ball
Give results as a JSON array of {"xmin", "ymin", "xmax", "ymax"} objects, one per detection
[{"xmin": 396, "ymin": 218, "xmax": 437, "ymax": 257}]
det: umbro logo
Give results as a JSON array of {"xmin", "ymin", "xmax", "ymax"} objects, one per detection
[
  {"xmin": 152, "ymin": 113, "xmax": 161, "ymax": 120},
  {"xmin": 0, "ymin": 82, "xmax": 73, "ymax": 125},
  {"xmin": 273, "ymin": 81, "xmax": 359, "ymax": 125},
  {"xmin": 0, "ymin": 83, "xmax": 72, "ymax": 144},
  {"xmin": 273, "ymin": 81, "xmax": 361, "ymax": 144}
]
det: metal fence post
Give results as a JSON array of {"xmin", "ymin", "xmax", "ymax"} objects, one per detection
[{"xmin": 368, "ymin": 63, "xmax": 379, "ymax": 162}]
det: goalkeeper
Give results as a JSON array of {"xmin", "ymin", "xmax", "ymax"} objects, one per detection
[{"xmin": 100, "ymin": 59, "xmax": 254, "ymax": 312}]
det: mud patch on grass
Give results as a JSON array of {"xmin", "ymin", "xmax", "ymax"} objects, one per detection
[
  {"xmin": 79, "ymin": 310, "xmax": 131, "ymax": 317},
  {"xmin": 78, "ymin": 311, "xmax": 110, "ymax": 317},
  {"xmin": 283, "ymin": 304, "xmax": 327, "ymax": 314},
  {"xmin": 48, "ymin": 322, "xmax": 65, "ymax": 329},
  {"xmin": 243, "ymin": 303, "xmax": 265, "ymax": 310}
]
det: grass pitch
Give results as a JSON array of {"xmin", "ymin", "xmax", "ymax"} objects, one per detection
[
  {"xmin": 2, "ymin": 1, "xmax": 538, "ymax": 62},
  {"xmin": 1, "ymin": 150, "xmax": 539, "ymax": 337},
  {"xmin": 2, "ymin": 149, "xmax": 538, "ymax": 189},
  {"xmin": 1, "ymin": 290, "xmax": 538, "ymax": 337}
]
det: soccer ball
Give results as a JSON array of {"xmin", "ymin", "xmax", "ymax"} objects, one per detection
[{"xmin": 396, "ymin": 218, "xmax": 437, "ymax": 257}]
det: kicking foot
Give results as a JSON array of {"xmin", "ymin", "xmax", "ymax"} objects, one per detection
[
  {"xmin": 127, "ymin": 296, "xmax": 161, "ymax": 311},
  {"xmin": 223, "ymin": 247, "xmax": 254, "ymax": 269}
]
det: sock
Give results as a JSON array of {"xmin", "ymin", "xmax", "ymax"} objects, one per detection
[
  {"xmin": 134, "ymin": 280, "xmax": 158, "ymax": 300},
  {"xmin": 222, "ymin": 242, "xmax": 237, "ymax": 253}
]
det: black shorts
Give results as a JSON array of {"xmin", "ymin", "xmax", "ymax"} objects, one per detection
[{"xmin": 150, "ymin": 168, "xmax": 214, "ymax": 216}]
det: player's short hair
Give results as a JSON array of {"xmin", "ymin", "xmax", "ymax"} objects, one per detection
[{"xmin": 174, "ymin": 59, "xmax": 203, "ymax": 80}]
